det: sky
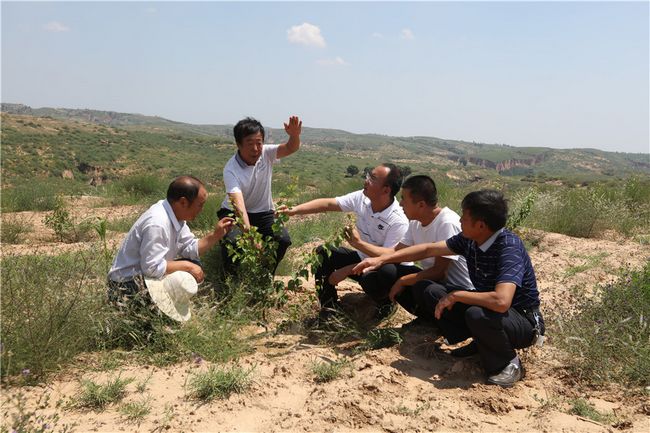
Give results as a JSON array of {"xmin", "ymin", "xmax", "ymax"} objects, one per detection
[{"xmin": 1, "ymin": 1, "xmax": 649, "ymax": 154}]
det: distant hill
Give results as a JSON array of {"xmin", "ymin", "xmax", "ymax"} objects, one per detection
[{"xmin": 2, "ymin": 103, "xmax": 648, "ymax": 183}]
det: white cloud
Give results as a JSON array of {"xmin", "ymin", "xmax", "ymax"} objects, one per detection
[
  {"xmin": 371, "ymin": 32, "xmax": 384, "ymax": 39},
  {"xmin": 287, "ymin": 23, "xmax": 326, "ymax": 48},
  {"xmin": 44, "ymin": 21, "xmax": 70, "ymax": 32},
  {"xmin": 400, "ymin": 28, "xmax": 415, "ymax": 40},
  {"xmin": 317, "ymin": 57, "xmax": 349, "ymax": 66},
  {"xmin": 144, "ymin": 7, "xmax": 157, "ymax": 14}
]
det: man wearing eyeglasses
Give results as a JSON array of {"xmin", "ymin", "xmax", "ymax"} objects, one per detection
[{"xmin": 278, "ymin": 164, "xmax": 409, "ymax": 322}]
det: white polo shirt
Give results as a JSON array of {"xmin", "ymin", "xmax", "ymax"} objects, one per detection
[
  {"xmin": 221, "ymin": 144, "xmax": 280, "ymax": 213},
  {"xmin": 336, "ymin": 190, "xmax": 409, "ymax": 260},
  {"xmin": 108, "ymin": 200, "xmax": 199, "ymax": 282},
  {"xmin": 401, "ymin": 207, "xmax": 474, "ymax": 290}
]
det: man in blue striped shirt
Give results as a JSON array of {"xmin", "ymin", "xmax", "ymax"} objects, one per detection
[{"xmin": 353, "ymin": 189, "xmax": 544, "ymax": 387}]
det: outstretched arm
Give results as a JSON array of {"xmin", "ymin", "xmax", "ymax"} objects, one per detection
[
  {"xmin": 352, "ymin": 240, "xmax": 453, "ymax": 274},
  {"xmin": 277, "ymin": 198, "xmax": 341, "ymax": 217},
  {"xmin": 276, "ymin": 116, "xmax": 302, "ymax": 159}
]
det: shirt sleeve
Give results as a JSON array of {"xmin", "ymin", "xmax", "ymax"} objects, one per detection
[
  {"xmin": 139, "ymin": 224, "xmax": 169, "ymax": 279},
  {"xmin": 264, "ymin": 144, "xmax": 281, "ymax": 164},
  {"xmin": 445, "ymin": 233, "xmax": 467, "ymax": 256},
  {"xmin": 400, "ymin": 223, "xmax": 415, "ymax": 246},
  {"xmin": 223, "ymin": 166, "xmax": 241, "ymax": 194},
  {"xmin": 496, "ymin": 242, "xmax": 525, "ymax": 286},
  {"xmin": 438, "ymin": 221, "xmax": 462, "ymax": 261},
  {"xmin": 177, "ymin": 225, "xmax": 200, "ymax": 260},
  {"xmin": 335, "ymin": 190, "xmax": 363, "ymax": 213}
]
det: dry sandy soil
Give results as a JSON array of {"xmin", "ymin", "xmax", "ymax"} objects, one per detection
[{"xmin": 2, "ymin": 200, "xmax": 649, "ymax": 432}]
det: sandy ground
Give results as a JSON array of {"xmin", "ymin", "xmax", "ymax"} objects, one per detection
[{"xmin": 2, "ymin": 202, "xmax": 650, "ymax": 432}]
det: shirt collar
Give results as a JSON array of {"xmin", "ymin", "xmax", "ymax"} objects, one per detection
[
  {"xmin": 373, "ymin": 197, "xmax": 399, "ymax": 218},
  {"xmin": 235, "ymin": 151, "xmax": 253, "ymax": 168},
  {"xmin": 478, "ymin": 227, "xmax": 504, "ymax": 252},
  {"xmin": 162, "ymin": 199, "xmax": 183, "ymax": 231}
]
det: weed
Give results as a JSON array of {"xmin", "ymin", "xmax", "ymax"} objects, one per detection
[
  {"xmin": 106, "ymin": 214, "xmax": 139, "ymax": 233},
  {"xmin": 135, "ymin": 371, "xmax": 154, "ymax": 393},
  {"xmin": 72, "ymin": 374, "xmax": 134, "ymax": 410},
  {"xmin": 361, "ymin": 328, "xmax": 403, "ymax": 350},
  {"xmin": 151, "ymin": 404, "xmax": 175, "ymax": 433},
  {"xmin": 569, "ymin": 398, "xmax": 615, "ymax": 424},
  {"xmin": 186, "ymin": 365, "xmax": 253, "ymax": 401},
  {"xmin": 564, "ymin": 252, "xmax": 610, "ymax": 278},
  {"xmin": 119, "ymin": 396, "xmax": 152, "ymax": 423},
  {"xmin": 0, "ymin": 219, "xmax": 33, "ymax": 244},
  {"xmin": 310, "ymin": 357, "xmax": 353, "ymax": 383},
  {"xmin": 43, "ymin": 198, "xmax": 95, "ymax": 243},
  {"xmin": 1, "ymin": 391, "xmax": 76, "ymax": 433},
  {"xmin": 507, "ymin": 189, "xmax": 537, "ymax": 231},
  {"xmin": 392, "ymin": 401, "xmax": 431, "ymax": 417},
  {"xmin": 554, "ymin": 264, "xmax": 650, "ymax": 386}
]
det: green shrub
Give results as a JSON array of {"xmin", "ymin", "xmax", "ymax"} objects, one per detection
[
  {"xmin": 186, "ymin": 365, "xmax": 253, "ymax": 401},
  {"xmin": 1, "ymin": 183, "xmax": 61, "ymax": 212},
  {"xmin": 1, "ymin": 251, "xmax": 107, "ymax": 378},
  {"xmin": 1, "ymin": 219, "xmax": 33, "ymax": 244},
  {"xmin": 43, "ymin": 198, "xmax": 96, "ymax": 243},
  {"xmin": 73, "ymin": 375, "xmax": 134, "ymax": 410},
  {"xmin": 554, "ymin": 264, "xmax": 650, "ymax": 386},
  {"xmin": 310, "ymin": 358, "xmax": 352, "ymax": 383}
]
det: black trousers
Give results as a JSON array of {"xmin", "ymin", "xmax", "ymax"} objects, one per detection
[
  {"xmin": 218, "ymin": 208, "xmax": 292, "ymax": 275},
  {"xmin": 314, "ymin": 245, "xmax": 370, "ymax": 309},
  {"xmin": 422, "ymin": 283, "xmax": 541, "ymax": 374},
  {"xmin": 359, "ymin": 263, "xmax": 437, "ymax": 318}
]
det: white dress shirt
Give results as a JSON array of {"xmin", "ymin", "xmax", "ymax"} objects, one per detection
[
  {"xmin": 335, "ymin": 190, "xmax": 410, "ymax": 260},
  {"xmin": 108, "ymin": 199, "xmax": 199, "ymax": 282}
]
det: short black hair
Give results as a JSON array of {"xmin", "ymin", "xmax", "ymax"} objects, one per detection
[
  {"xmin": 166, "ymin": 176, "xmax": 204, "ymax": 204},
  {"xmin": 234, "ymin": 117, "xmax": 265, "ymax": 144},
  {"xmin": 402, "ymin": 175, "xmax": 438, "ymax": 207},
  {"xmin": 381, "ymin": 163, "xmax": 403, "ymax": 200},
  {"xmin": 461, "ymin": 189, "xmax": 508, "ymax": 231}
]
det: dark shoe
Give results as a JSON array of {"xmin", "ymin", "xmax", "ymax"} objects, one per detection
[
  {"xmin": 305, "ymin": 303, "xmax": 342, "ymax": 328},
  {"xmin": 450, "ymin": 341, "xmax": 478, "ymax": 358},
  {"xmin": 373, "ymin": 303, "xmax": 397, "ymax": 321},
  {"xmin": 487, "ymin": 362, "xmax": 524, "ymax": 387},
  {"xmin": 401, "ymin": 316, "xmax": 436, "ymax": 331}
]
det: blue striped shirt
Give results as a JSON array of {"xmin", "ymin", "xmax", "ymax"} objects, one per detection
[{"xmin": 446, "ymin": 228, "xmax": 540, "ymax": 309}]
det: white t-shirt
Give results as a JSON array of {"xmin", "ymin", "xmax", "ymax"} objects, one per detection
[
  {"xmin": 221, "ymin": 144, "xmax": 280, "ymax": 213},
  {"xmin": 401, "ymin": 207, "xmax": 474, "ymax": 290},
  {"xmin": 336, "ymin": 190, "xmax": 409, "ymax": 260}
]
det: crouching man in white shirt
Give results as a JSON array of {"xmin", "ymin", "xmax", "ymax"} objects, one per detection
[{"xmin": 108, "ymin": 176, "xmax": 234, "ymax": 317}]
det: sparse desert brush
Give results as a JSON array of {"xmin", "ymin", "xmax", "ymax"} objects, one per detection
[
  {"xmin": 72, "ymin": 374, "xmax": 134, "ymax": 410},
  {"xmin": 0, "ymin": 250, "xmax": 107, "ymax": 379},
  {"xmin": 0, "ymin": 218, "xmax": 33, "ymax": 244},
  {"xmin": 309, "ymin": 357, "xmax": 353, "ymax": 383},
  {"xmin": 553, "ymin": 263, "xmax": 650, "ymax": 387},
  {"xmin": 186, "ymin": 365, "xmax": 253, "ymax": 401}
]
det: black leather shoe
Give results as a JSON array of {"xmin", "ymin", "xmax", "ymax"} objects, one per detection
[
  {"xmin": 450, "ymin": 341, "xmax": 478, "ymax": 358},
  {"xmin": 487, "ymin": 362, "xmax": 524, "ymax": 387}
]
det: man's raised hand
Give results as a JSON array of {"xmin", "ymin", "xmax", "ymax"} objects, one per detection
[
  {"xmin": 284, "ymin": 116, "xmax": 302, "ymax": 138},
  {"xmin": 214, "ymin": 217, "xmax": 235, "ymax": 239},
  {"xmin": 275, "ymin": 205, "xmax": 296, "ymax": 217}
]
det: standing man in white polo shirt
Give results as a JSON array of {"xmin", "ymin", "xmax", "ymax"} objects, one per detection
[
  {"xmin": 217, "ymin": 116, "xmax": 302, "ymax": 276},
  {"xmin": 108, "ymin": 176, "xmax": 234, "ymax": 303},
  {"xmin": 279, "ymin": 164, "xmax": 409, "ymax": 321}
]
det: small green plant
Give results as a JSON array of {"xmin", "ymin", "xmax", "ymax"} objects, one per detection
[
  {"xmin": 507, "ymin": 189, "xmax": 537, "ymax": 231},
  {"xmin": 135, "ymin": 371, "xmax": 154, "ymax": 393},
  {"xmin": 563, "ymin": 252, "xmax": 610, "ymax": 278},
  {"xmin": 310, "ymin": 358, "xmax": 353, "ymax": 383},
  {"xmin": 393, "ymin": 401, "xmax": 431, "ymax": 417},
  {"xmin": 569, "ymin": 398, "xmax": 615, "ymax": 424},
  {"xmin": 361, "ymin": 328, "xmax": 403, "ymax": 350},
  {"xmin": 94, "ymin": 218, "xmax": 112, "ymax": 270},
  {"xmin": 43, "ymin": 197, "xmax": 74, "ymax": 242},
  {"xmin": 72, "ymin": 374, "xmax": 134, "ymax": 410},
  {"xmin": 1, "ymin": 391, "xmax": 76, "ymax": 433},
  {"xmin": 186, "ymin": 365, "xmax": 253, "ymax": 402},
  {"xmin": 119, "ymin": 396, "xmax": 152, "ymax": 423},
  {"xmin": 0, "ymin": 219, "xmax": 33, "ymax": 244}
]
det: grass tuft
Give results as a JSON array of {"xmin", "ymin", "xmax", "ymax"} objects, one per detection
[
  {"xmin": 73, "ymin": 375, "xmax": 134, "ymax": 410},
  {"xmin": 186, "ymin": 365, "xmax": 253, "ymax": 401},
  {"xmin": 310, "ymin": 358, "xmax": 353, "ymax": 383}
]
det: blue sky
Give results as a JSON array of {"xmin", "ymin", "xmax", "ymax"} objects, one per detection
[{"xmin": 2, "ymin": 1, "xmax": 648, "ymax": 154}]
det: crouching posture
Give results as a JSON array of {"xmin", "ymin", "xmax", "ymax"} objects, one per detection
[
  {"xmin": 354, "ymin": 190, "xmax": 544, "ymax": 387},
  {"xmin": 107, "ymin": 176, "xmax": 233, "ymax": 321}
]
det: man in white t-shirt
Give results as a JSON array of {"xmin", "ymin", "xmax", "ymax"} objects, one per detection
[
  {"xmin": 217, "ymin": 116, "xmax": 302, "ymax": 275},
  {"xmin": 279, "ymin": 164, "xmax": 409, "ymax": 320},
  {"xmin": 352, "ymin": 175, "xmax": 474, "ymax": 324}
]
